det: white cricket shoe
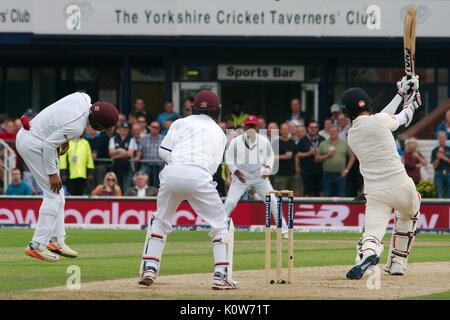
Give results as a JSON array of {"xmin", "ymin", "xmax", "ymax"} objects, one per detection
[
  {"xmin": 139, "ymin": 267, "xmax": 157, "ymax": 286},
  {"xmin": 384, "ymin": 259, "xmax": 407, "ymax": 276},
  {"xmin": 25, "ymin": 243, "xmax": 59, "ymax": 262},
  {"xmin": 212, "ymin": 271, "xmax": 239, "ymax": 290},
  {"xmin": 47, "ymin": 241, "xmax": 78, "ymax": 258}
]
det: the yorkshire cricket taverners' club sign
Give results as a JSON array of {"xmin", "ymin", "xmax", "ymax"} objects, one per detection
[{"xmin": 1, "ymin": 0, "xmax": 450, "ymax": 38}]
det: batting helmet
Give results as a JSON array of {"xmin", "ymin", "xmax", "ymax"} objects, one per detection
[
  {"xmin": 192, "ymin": 91, "xmax": 221, "ymax": 122},
  {"xmin": 341, "ymin": 87, "xmax": 371, "ymax": 121},
  {"xmin": 89, "ymin": 101, "xmax": 119, "ymax": 131}
]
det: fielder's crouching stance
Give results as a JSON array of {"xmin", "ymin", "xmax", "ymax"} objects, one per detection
[
  {"xmin": 139, "ymin": 91, "xmax": 239, "ymax": 290},
  {"xmin": 16, "ymin": 93, "xmax": 118, "ymax": 262},
  {"xmin": 344, "ymin": 76, "xmax": 422, "ymax": 279}
]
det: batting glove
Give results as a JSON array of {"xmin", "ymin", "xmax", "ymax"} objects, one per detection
[{"xmin": 397, "ymin": 75, "xmax": 419, "ymax": 96}]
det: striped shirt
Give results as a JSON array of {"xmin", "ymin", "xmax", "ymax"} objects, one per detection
[{"xmin": 139, "ymin": 134, "xmax": 164, "ymax": 161}]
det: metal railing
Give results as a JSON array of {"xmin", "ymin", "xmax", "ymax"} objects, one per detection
[{"xmin": 0, "ymin": 139, "xmax": 17, "ymax": 192}]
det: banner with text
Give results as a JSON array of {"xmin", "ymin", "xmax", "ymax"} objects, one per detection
[{"xmin": 0, "ymin": 198, "xmax": 448, "ymax": 230}]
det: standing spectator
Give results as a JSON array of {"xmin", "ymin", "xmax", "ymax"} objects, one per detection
[
  {"xmin": 229, "ymin": 100, "xmax": 248, "ymax": 128},
  {"xmin": 267, "ymin": 122, "xmax": 279, "ymax": 140},
  {"xmin": 431, "ymin": 131, "xmax": 450, "ymax": 198},
  {"xmin": 315, "ymin": 126, "xmax": 355, "ymax": 197},
  {"xmin": 434, "ymin": 109, "xmax": 450, "ymax": 139},
  {"xmin": 137, "ymin": 114, "xmax": 150, "ymax": 138},
  {"xmin": 134, "ymin": 97, "xmax": 153, "ymax": 123},
  {"xmin": 136, "ymin": 121, "xmax": 164, "ymax": 188},
  {"xmin": 288, "ymin": 120, "xmax": 300, "ymax": 140},
  {"xmin": 158, "ymin": 100, "xmax": 180, "ymax": 135},
  {"xmin": 337, "ymin": 114, "xmax": 350, "ymax": 140},
  {"xmin": 109, "ymin": 122, "xmax": 137, "ymax": 192},
  {"xmin": 5, "ymin": 168, "xmax": 32, "ymax": 195},
  {"xmin": 330, "ymin": 103, "xmax": 342, "ymax": 124},
  {"xmin": 59, "ymin": 137, "xmax": 95, "ymax": 195},
  {"xmin": 296, "ymin": 121, "xmax": 325, "ymax": 196},
  {"xmin": 319, "ymin": 118, "xmax": 333, "ymax": 140},
  {"xmin": 273, "ymin": 123, "xmax": 297, "ymax": 194},
  {"xmin": 92, "ymin": 127, "xmax": 114, "ymax": 186},
  {"xmin": 403, "ymin": 138, "xmax": 427, "ymax": 185},
  {"xmin": 286, "ymin": 98, "xmax": 309, "ymax": 126},
  {"xmin": 258, "ymin": 116, "xmax": 267, "ymax": 130},
  {"xmin": 182, "ymin": 97, "xmax": 194, "ymax": 118},
  {"xmin": 125, "ymin": 171, "xmax": 158, "ymax": 197},
  {"xmin": 91, "ymin": 172, "xmax": 122, "ymax": 197}
]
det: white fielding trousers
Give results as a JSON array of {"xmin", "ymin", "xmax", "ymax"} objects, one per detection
[{"xmin": 15, "ymin": 129, "xmax": 65, "ymax": 245}]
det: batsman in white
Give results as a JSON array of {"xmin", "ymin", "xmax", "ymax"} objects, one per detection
[
  {"xmin": 15, "ymin": 93, "xmax": 118, "ymax": 262},
  {"xmin": 343, "ymin": 76, "xmax": 422, "ymax": 279},
  {"xmin": 139, "ymin": 91, "xmax": 239, "ymax": 290},
  {"xmin": 224, "ymin": 114, "xmax": 288, "ymax": 237}
]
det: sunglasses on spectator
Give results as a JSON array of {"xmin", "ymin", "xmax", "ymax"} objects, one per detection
[{"xmin": 107, "ymin": 178, "xmax": 116, "ymax": 181}]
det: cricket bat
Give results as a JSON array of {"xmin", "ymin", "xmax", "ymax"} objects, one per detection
[{"xmin": 403, "ymin": 7, "xmax": 416, "ymax": 78}]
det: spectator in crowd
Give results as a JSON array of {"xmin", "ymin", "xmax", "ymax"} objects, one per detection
[
  {"xmin": 258, "ymin": 116, "xmax": 267, "ymax": 130},
  {"xmin": 267, "ymin": 122, "xmax": 279, "ymax": 140},
  {"xmin": 117, "ymin": 113, "xmax": 126, "ymax": 128},
  {"xmin": 330, "ymin": 103, "xmax": 342, "ymax": 124},
  {"xmin": 125, "ymin": 171, "xmax": 158, "ymax": 197},
  {"xmin": 431, "ymin": 131, "xmax": 450, "ymax": 198},
  {"xmin": 134, "ymin": 97, "xmax": 152, "ymax": 123},
  {"xmin": 128, "ymin": 112, "xmax": 138, "ymax": 126},
  {"xmin": 319, "ymin": 118, "xmax": 333, "ymax": 140},
  {"xmin": 109, "ymin": 122, "xmax": 137, "ymax": 192},
  {"xmin": 296, "ymin": 125, "xmax": 306, "ymax": 141},
  {"xmin": 0, "ymin": 114, "xmax": 8, "ymax": 132},
  {"xmin": 136, "ymin": 121, "xmax": 164, "ymax": 188},
  {"xmin": 434, "ymin": 109, "xmax": 450, "ymax": 139},
  {"xmin": 137, "ymin": 114, "xmax": 150, "ymax": 138},
  {"xmin": 91, "ymin": 126, "xmax": 114, "ymax": 186},
  {"xmin": 230, "ymin": 100, "xmax": 248, "ymax": 128},
  {"xmin": 288, "ymin": 120, "xmax": 301, "ymax": 141},
  {"xmin": 315, "ymin": 126, "xmax": 355, "ymax": 197},
  {"xmin": 296, "ymin": 120, "xmax": 325, "ymax": 196},
  {"xmin": 60, "ymin": 137, "xmax": 95, "ymax": 195},
  {"xmin": 337, "ymin": 114, "xmax": 350, "ymax": 140},
  {"xmin": 403, "ymin": 137, "xmax": 427, "ymax": 185},
  {"xmin": 273, "ymin": 123, "xmax": 297, "ymax": 192},
  {"xmin": 182, "ymin": 97, "xmax": 194, "ymax": 118},
  {"xmin": 5, "ymin": 168, "xmax": 32, "ymax": 195},
  {"xmin": 158, "ymin": 100, "xmax": 180, "ymax": 135},
  {"xmin": 0, "ymin": 118, "xmax": 17, "ymax": 146},
  {"xmin": 91, "ymin": 171, "xmax": 122, "ymax": 197},
  {"xmin": 286, "ymin": 98, "xmax": 309, "ymax": 126},
  {"xmin": 14, "ymin": 118, "xmax": 23, "ymax": 132}
]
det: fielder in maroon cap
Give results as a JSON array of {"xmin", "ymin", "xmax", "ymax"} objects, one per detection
[
  {"xmin": 16, "ymin": 92, "xmax": 118, "ymax": 263},
  {"xmin": 192, "ymin": 90, "xmax": 222, "ymax": 122}
]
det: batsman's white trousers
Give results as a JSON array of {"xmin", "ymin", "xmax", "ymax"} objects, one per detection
[
  {"xmin": 152, "ymin": 164, "xmax": 228, "ymax": 238},
  {"xmin": 363, "ymin": 177, "xmax": 420, "ymax": 241},
  {"xmin": 15, "ymin": 129, "xmax": 65, "ymax": 245},
  {"xmin": 224, "ymin": 176, "xmax": 288, "ymax": 233}
]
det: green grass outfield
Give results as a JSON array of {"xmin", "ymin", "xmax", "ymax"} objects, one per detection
[{"xmin": 0, "ymin": 229, "xmax": 449, "ymax": 299}]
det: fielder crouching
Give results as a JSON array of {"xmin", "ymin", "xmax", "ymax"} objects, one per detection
[
  {"xmin": 16, "ymin": 92, "xmax": 118, "ymax": 262},
  {"xmin": 343, "ymin": 76, "xmax": 422, "ymax": 279},
  {"xmin": 139, "ymin": 91, "xmax": 239, "ymax": 290}
]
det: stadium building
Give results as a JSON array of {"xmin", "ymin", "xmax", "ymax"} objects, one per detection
[{"xmin": 0, "ymin": 0, "xmax": 449, "ymax": 126}]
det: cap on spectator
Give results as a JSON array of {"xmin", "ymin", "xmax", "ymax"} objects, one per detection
[
  {"xmin": 120, "ymin": 122, "xmax": 131, "ymax": 129},
  {"xmin": 330, "ymin": 104, "xmax": 341, "ymax": 113},
  {"xmin": 24, "ymin": 108, "xmax": 34, "ymax": 116},
  {"xmin": 243, "ymin": 115, "xmax": 258, "ymax": 125}
]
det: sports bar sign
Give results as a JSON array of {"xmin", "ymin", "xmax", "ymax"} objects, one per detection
[
  {"xmin": 1, "ymin": 0, "xmax": 450, "ymax": 38},
  {"xmin": 218, "ymin": 65, "xmax": 304, "ymax": 81},
  {"xmin": 0, "ymin": 197, "xmax": 449, "ymax": 230}
]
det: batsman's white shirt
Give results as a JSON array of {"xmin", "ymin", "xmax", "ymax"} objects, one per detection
[
  {"xmin": 29, "ymin": 92, "xmax": 91, "ymax": 175},
  {"xmin": 347, "ymin": 113, "xmax": 409, "ymax": 193},
  {"xmin": 154, "ymin": 114, "xmax": 229, "ymax": 237}
]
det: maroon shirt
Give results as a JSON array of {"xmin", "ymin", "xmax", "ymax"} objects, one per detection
[{"xmin": 403, "ymin": 151, "xmax": 421, "ymax": 184}]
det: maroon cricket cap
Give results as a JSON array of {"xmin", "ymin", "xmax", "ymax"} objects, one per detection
[
  {"xmin": 193, "ymin": 91, "xmax": 221, "ymax": 110},
  {"xmin": 89, "ymin": 101, "xmax": 119, "ymax": 129},
  {"xmin": 243, "ymin": 115, "xmax": 259, "ymax": 125}
]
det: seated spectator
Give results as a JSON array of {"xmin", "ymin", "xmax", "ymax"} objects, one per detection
[
  {"xmin": 319, "ymin": 118, "xmax": 333, "ymax": 140},
  {"xmin": 91, "ymin": 172, "xmax": 122, "ymax": 196},
  {"xmin": 137, "ymin": 114, "xmax": 150, "ymax": 138},
  {"xmin": 337, "ymin": 114, "xmax": 350, "ymax": 140},
  {"xmin": 109, "ymin": 122, "xmax": 138, "ymax": 192},
  {"xmin": 431, "ymin": 131, "xmax": 450, "ymax": 198},
  {"xmin": 182, "ymin": 97, "xmax": 194, "ymax": 118},
  {"xmin": 158, "ymin": 100, "xmax": 180, "ymax": 135},
  {"xmin": 286, "ymin": 98, "xmax": 309, "ymax": 126},
  {"xmin": 136, "ymin": 121, "xmax": 164, "ymax": 188},
  {"xmin": 434, "ymin": 109, "xmax": 450, "ymax": 139},
  {"xmin": 296, "ymin": 120, "xmax": 325, "ymax": 196},
  {"xmin": 125, "ymin": 171, "xmax": 158, "ymax": 197},
  {"xmin": 229, "ymin": 100, "xmax": 248, "ymax": 128},
  {"xmin": 403, "ymin": 137, "xmax": 427, "ymax": 185},
  {"xmin": 5, "ymin": 168, "xmax": 32, "ymax": 195},
  {"xmin": 60, "ymin": 137, "xmax": 94, "ymax": 195},
  {"xmin": 315, "ymin": 126, "xmax": 355, "ymax": 197}
]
